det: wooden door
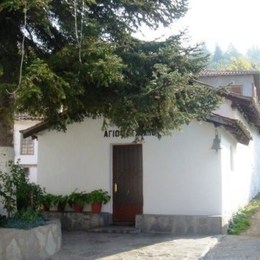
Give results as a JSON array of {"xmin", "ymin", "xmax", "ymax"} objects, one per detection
[{"xmin": 113, "ymin": 144, "xmax": 143, "ymax": 223}]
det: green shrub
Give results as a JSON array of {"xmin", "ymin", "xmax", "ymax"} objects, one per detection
[
  {"xmin": 89, "ymin": 189, "xmax": 111, "ymax": 204},
  {"xmin": 0, "ymin": 208, "xmax": 45, "ymax": 229},
  {"xmin": 0, "ymin": 161, "xmax": 47, "ymax": 229},
  {"xmin": 41, "ymin": 193, "xmax": 56, "ymax": 209},
  {"xmin": 68, "ymin": 190, "xmax": 89, "ymax": 207},
  {"xmin": 228, "ymin": 196, "xmax": 260, "ymax": 235},
  {"xmin": 0, "ymin": 160, "xmax": 45, "ymax": 216}
]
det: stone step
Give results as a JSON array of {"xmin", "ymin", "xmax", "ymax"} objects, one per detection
[{"xmin": 88, "ymin": 225, "xmax": 141, "ymax": 234}]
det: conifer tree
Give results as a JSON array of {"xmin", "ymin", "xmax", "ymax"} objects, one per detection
[{"xmin": 0, "ymin": 0, "xmax": 223, "ymax": 171}]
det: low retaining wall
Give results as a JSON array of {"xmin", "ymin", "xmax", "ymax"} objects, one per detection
[
  {"xmin": 136, "ymin": 214, "xmax": 228, "ymax": 235},
  {"xmin": 0, "ymin": 219, "xmax": 61, "ymax": 259},
  {"xmin": 44, "ymin": 212, "xmax": 112, "ymax": 230}
]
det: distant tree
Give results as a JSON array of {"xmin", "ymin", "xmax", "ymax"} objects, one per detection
[
  {"xmin": 211, "ymin": 44, "xmax": 224, "ymax": 63},
  {"xmin": 208, "ymin": 45, "xmax": 227, "ymax": 69},
  {"xmin": 225, "ymin": 44, "xmax": 242, "ymax": 60},
  {"xmin": 200, "ymin": 43, "xmax": 211, "ymax": 57},
  {"xmin": 246, "ymin": 45, "xmax": 260, "ymax": 69},
  {"xmin": 247, "ymin": 45, "xmax": 260, "ymax": 60},
  {"xmin": 225, "ymin": 57, "xmax": 254, "ymax": 70},
  {"xmin": 207, "ymin": 43, "xmax": 257, "ymax": 70}
]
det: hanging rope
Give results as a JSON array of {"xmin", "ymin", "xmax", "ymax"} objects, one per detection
[
  {"xmin": 18, "ymin": 4, "xmax": 27, "ymax": 88},
  {"xmin": 73, "ymin": 0, "xmax": 85, "ymax": 63},
  {"xmin": 79, "ymin": 0, "xmax": 85, "ymax": 63},
  {"xmin": 74, "ymin": 0, "xmax": 84, "ymax": 63},
  {"xmin": 74, "ymin": 0, "xmax": 79, "ymax": 43}
]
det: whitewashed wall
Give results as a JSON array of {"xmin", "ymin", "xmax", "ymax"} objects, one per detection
[
  {"xmin": 199, "ymin": 73, "xmax": 260, "ymax": 217},
  {"xmin": 37, "ymin": 118, "xmax": 224, "ymax": 215},
  {"xmin": 37, "ymin": 110, "xmax": 260, "ymax": 219},
  {"xmin": 199, "ymin": 74, "xmax": 255, "ymax": 96},
  {"xmin": 14, "ymin": 120, "xmax": 40, "ymax": 183},
  {"xmin": 251, "ymin": 128, "xmax": 260, "ymax": 197},
  {"xmin": 220, "ymin": 127, "xmax": 260, "ymax": 219},
  {"xmin": 143, "ymin": 121, "xmax": 222, "ymax": 215}
]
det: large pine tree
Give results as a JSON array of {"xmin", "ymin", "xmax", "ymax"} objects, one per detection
[{"xmin": 0, "ymin": 0, "xmax": 223, "ymax": 171}]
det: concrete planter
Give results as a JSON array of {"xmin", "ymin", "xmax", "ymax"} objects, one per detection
[{"xmin": 0, "ymin": 219, "xmax": 61, "ymax": 259}]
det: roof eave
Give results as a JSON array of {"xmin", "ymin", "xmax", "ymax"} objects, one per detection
[
  {"xmin": 226, "ymin": 93, "xmax": 260, "ymax": 130},
  {"xmin": 20, "ymin": 121, "xmax": 48, "ymax": 139},
  {"xmin": 206, "ymin": 114, "xmax": 252, "ymax": 145}
]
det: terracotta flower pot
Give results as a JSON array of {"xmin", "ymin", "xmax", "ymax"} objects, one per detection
[
  {"xmin": 73, "ymin": 204, "xmax": 84, "ymax": 212},
  {"xmin": 57, "ymin": 204, "xmax": 66, "ymax": 212},
  {"xmin": 43, "ymin": 205, "xmax": 50, "ymax": 211},
  {"xmin": 91, "ymin": 203, "xmax": 102, "ymax": 213}
]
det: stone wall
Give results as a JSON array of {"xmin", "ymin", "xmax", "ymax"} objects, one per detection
[
  {"xmin": 0, "ymin": 219, "xmax": 61, "ymax": 259},
  {"xmin": 136, "ymin": 214, "xmax": 228, "ymax": 235},
  {"xmin": 44, "ymin": 212, "xmax": 112, "ymax": 230}
]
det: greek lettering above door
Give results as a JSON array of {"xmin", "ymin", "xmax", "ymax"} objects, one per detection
[{"xmin": 103, "ymin": 130, "xmax": 155, "ymax": 138}]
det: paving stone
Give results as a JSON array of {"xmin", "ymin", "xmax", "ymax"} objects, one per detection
[
  {"xmin": 203, "ymin": 235, "xmax": 260, "ymax": 259},
  {"xmin": 51, "ymin": 231, "xmax": 220, "ymax": 259}
]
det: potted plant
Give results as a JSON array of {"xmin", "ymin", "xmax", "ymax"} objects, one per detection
[
  {"xmin": 53, "ymin": 195, "xmax": 68, "ymax": 212},
  {"xmin": 41, "ymin": 193, "xmax": 56, "ymax": 211},
  {"xmin": 89, "ymin": 189, "xmax": 111, "ymax": 213},
  {"xmin": 68, "ymin": 191, "xmax": 89, "ymax": 212}
]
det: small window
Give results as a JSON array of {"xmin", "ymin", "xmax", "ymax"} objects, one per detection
[
  {"xmin": 230, "ymin": 85, "xmax": 242, "ymax": 95},
  {"xmin": 21, "ymin": 136, "xmax": 34, "ymax": 155}
]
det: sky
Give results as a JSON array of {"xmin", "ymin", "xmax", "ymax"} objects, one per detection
[{"xmin": 135, "ymin": 0, "xmax": 260, "ymax": 54}]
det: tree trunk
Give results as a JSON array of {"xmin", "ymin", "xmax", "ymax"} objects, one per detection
[
  {"xmin": 0, "ymin": 8, "xmax": 22, "ymax": 215},
  {"xmin": 0, "ymin": 94, "xmax": 14, "ymax": 215},
  {"xmin": 0, "ymin": 94, "xmax": 14, "ymax": 172},
  {"xmin": 0, "ymin": 10, "xmax": 19, "ymax": 173}
]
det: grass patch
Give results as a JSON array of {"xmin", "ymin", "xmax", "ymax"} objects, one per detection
[{"xmin": 228, "ymin": 195, "xmax": 260, "ymax": 235}]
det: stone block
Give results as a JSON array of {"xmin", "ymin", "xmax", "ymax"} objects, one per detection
[
  {"xmin": 0, "ymin": 219, "xmax": 61, "ymax": 259},
  {"xmin": 136, "ymin": 214, "xmax": 227, "ymax": 235},
  {"xmin": 44, "ymin": 211, "xmax": 112, "ymax": 231}
]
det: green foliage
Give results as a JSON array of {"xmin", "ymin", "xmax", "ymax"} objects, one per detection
[
  {"xmin": 1, "ymin": 208, "xmax": 45, "ymax": 229},
  {"xmin": 225, "ymin": 57, "xmax": 254, "ymax": 70},
  {"xmin": 0, "ymin": 161, "xmax": 44, "ymax": 217},
  {"xmin": 211, "ymin": 44, "xmax": 224, "ymax": 64},
  {"xmin": 0, "ymin": 161, "xmax": 46, "ymax": 229},
  {"xmin": 228, "ymin": 211, "xmax": 250, "ymax": 235},
  {"xmin": 89, "ymin": 189, "xmax": 111, "ymax": 204},
  {"xmin": 0, "ymin": 165, "xmax": 17, "ymax": 217},
  {"xmin": 41, "ymin": 193, "xmax": 57, "ymax": 208},
  {"xmin": 68, "ymin": 190, "xmax": 89, "ymax": 207},
  {"xmin": 41, "ymin": 193, "xmax": 68, "ymax": 211},
  {"xmin": 1, "ymin": 0, "xmax": 222, "ymax": 138},
  {"xmin": 0, "ymin": 214, "xmax": 7, "ymax": 227},
  {"xmin": 246, "ymin": 45, "xmax": 260, "ymax": 66},
  {"xmin": 228, "ymin": 196, "xmax": 260, "ymax": 235},
  {"xmin": 207, "ymin": 44, "xmax": 259, "ymax": 70},
  {"xmin": 53, "ymin": 194, "xmax": 68, "ymax": 211}
]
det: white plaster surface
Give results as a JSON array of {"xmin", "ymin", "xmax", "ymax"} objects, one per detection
[
  {"xmin": 36, "ymin": 114, "xmax": 260, "ymax": 220},
  {"xmin": 199, "ymin": 74, "xmax": 255, "ymax": 97},
  {"xmin": 14, "ymin": 119, "xmax": 40, "ymax": 182},
  {"xmin": 35, "ymin": 70, "xmax": 260, "ymax": 222}
]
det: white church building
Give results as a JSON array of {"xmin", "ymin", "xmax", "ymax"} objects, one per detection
[{"xmin": 21, "ymin": 70, "xmax": 260, "ymax": 234}]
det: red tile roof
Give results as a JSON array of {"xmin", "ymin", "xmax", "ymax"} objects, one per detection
[{"xmin": 199, "ymin": 70, "xmax": 259, "ymax": 77}]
